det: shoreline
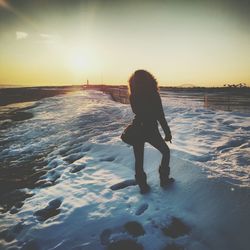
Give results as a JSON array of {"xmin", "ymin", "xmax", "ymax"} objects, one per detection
[{"xmin": 1, "ymin": 84, "xmax": 250, "ymax": 105}]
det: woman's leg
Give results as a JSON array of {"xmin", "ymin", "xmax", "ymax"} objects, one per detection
[
  {"xmin": 147, "ymin": 130, "xmax": 172, "ymax": 186},
  {"xmin": 147, "ymin": 131, "xmax": 170, "ymax": 168},
  {"xmin": 133, "ymin": 142, "xmax": 150, "ymax": 193},
  {"xmin": 133, "ymin": 142, "xmax": 145, "ymax": 177}
]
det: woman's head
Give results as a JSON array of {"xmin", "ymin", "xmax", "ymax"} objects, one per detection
[{"xmin": 128, "ymin": 70, "xmax": 158, "ymax": 97}]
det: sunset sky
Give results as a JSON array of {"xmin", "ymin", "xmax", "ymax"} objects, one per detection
[{"xmin": 0, "ymin": 0, "xmax": 249, "ymax": 87}]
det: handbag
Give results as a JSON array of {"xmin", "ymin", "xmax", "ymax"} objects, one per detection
[{"xmin": 121, "ymin": 122, "xmax": 144, "ymax": 145}]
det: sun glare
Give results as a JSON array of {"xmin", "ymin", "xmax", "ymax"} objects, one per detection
[
  {"xmin": 70, "ymin": 54, "xmax": 87, "ymax": 73},
  {"xmin": 0, "ymin": 0, "xmax": 10, "ymax": 9},
  {"xmin": 65, "ymin": 44, "xmax": 100, "ymax": 79}
]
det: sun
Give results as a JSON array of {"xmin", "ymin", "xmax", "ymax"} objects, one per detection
[
  {"xmin": 66, "ymin": 44, "xmax": 97, "ymax": 77},
  {"xmin": 66, "ymin": 45, "xmax": 99, "ymax": 78},
  {"xmin": 70, "ymin": 54, "xmax": 87, "ymax": 72},
  {"xmin": 66, "ymin": 46, "xmax": 90, "ymax": 76}
]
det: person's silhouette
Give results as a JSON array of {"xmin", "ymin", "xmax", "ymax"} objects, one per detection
[{"xmin": 128, "ymin": 70, "xmax": 174, "ymax": 194}]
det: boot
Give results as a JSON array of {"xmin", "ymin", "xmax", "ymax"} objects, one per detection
[
  {"xmin": 159, "ymin": 165, "xmax": 174, "ymax": 187},
  {"xmin": 135, "ymin": 172, "xmax": 150, "ymax": 194}
]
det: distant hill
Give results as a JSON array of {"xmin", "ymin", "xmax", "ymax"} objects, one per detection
[{"xmin": 177, "ymin": 84, "xmax": 196, "ymax": 88}]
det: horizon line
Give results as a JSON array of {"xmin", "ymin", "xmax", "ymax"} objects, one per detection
[{"xmin": 1, "ymin": 83, "xmax": 250, "ymax": 89}]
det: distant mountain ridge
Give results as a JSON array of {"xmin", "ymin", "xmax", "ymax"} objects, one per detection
[{"xmin": 178, "ymin": 84, "xmax": 196, "ymax": 88}]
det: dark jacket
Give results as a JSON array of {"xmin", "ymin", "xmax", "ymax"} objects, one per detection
[{"xmin": 129, "ymin": 91, "xmax": 170, "ymax": 135}]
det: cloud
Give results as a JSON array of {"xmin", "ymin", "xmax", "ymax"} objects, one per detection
[
  {"xmin": 14, "ymin": 31, "xmax": 60, "ymax": 46},
  {"xmin": 16, "ymin": 31, "xmax": 28, "ymax": 40}
]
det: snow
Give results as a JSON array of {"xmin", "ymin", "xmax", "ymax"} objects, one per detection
[
  {"xmin": 160, "ymin": 92, "xmax": 250, "ymax": 187},
  {"xmin": 0, "ymin": 90, "xmax": 249, "ymax": 250}
]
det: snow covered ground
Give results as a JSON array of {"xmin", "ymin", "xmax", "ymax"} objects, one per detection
[
  {"xmin": 0, "ymin": 90, "xmax": 249, "ymax": 250},
  {"xmin": 160, "ymin": 91, "xmax": 250, "ymax": 187}
]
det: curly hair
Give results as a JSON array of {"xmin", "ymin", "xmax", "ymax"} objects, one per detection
[{"xmin": 128, "ymin": 70, "xmax": 158, "ymax": 97}]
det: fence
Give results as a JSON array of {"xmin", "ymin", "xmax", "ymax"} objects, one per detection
[
  {"xmin": 204, "ymin": 93, "xmax": 250, "ymax": 112},
  {"xmin": 84, "ymin": 85, "xmax": 250, "ymax": 112}
]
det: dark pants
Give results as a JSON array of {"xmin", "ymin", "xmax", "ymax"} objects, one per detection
[{"xmin": 133, "ymin": 125, "xmax": 170, "ymax": 181}]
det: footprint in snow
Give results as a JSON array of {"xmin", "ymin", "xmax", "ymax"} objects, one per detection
[
  {"xmin": 64, "ymin": 153, "xmax": 83, "ymax": 164},
  {"xmin": 70, "ymin": 164, "xmax": 86, "ymax": 173},
  {"xmin": 100, "ymin": 221, "xmax": 145, "ymax": 250},
  {"xmin": 135, "ymin": 203, "xmax": 149, "ymax": 216},
  {"xmin": 0, "ymin": 222, "xmax": 24, "ymax": 243},
  {"xmin": 99, "ymin": 215, "xmax": 189, "ymax": 250},
  {"xmin": 162, "ymin": 217, "xmax": 191, "ymax": 238},
  {"xmin": 34, "ymin": 198, "xmax": 62, "ymax": 221},
  {"xmin": 124, "ymin": 221, "xmax": 145, "ymax": 237},
  {"xmin": 107, "ymin": 239, "xmax": 143, "ymax": 250},
  {"xmin": 100, "ymin": 156, "xmax": 115, "ymax": 162},
  {"xmin": 110, "ymin": 179, "xmax": 137, "ymax": 191}
]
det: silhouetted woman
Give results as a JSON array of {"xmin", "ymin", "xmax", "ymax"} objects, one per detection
[{"xmin": 129, "ymin": 70, "xmax": 173, "ymax": 194}]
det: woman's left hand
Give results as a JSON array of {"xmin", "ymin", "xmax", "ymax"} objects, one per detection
[{"xmin": 164, "ymin": 132, "xmax": 172, "ymax": 143}]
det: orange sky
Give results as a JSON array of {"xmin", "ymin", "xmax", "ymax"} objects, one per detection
[{"xmin": 0, "ymin": 0, "xmax": 249, "ymax": 87}]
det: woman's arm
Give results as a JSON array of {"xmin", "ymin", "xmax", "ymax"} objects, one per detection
[{"xmin": 155, "ymin": 92, "xmax": 172, "ymax": 140}]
